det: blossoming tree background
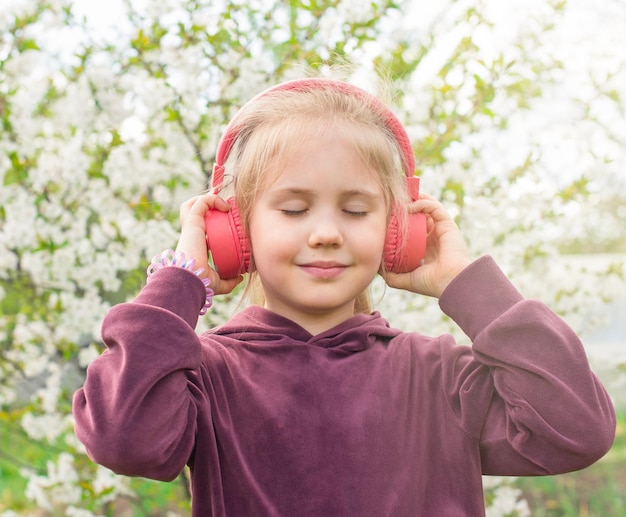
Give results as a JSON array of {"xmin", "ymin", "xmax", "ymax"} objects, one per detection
[{"xmin": 1, "ymin": 0, "xmax": 624, "ymax": 515}]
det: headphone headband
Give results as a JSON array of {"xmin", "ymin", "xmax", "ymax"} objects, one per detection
[{"xmin": 211, "ymin": 78, "xmax": 416, "ymax": 191}]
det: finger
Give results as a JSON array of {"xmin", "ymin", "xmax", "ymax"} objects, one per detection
[
  {"xmin": 411, "ymin": 198, "xmax": 455, "ymax": 225},
  {"xmin": 180, "ymin": 195, "xmax": 201, "ymax": 222},
  {"xmin": 180, "ymin": 194, "xmax": 231, "ymax": 225},
  {"xmin": 190, "ymin": 193, "xmax": 231, "ymax": 216},
  {"xmin": 214, "ymin": 274, "xmax": 245, "ymax": 295},
  {"xmin": 418, "ymin": 192, "xmax": 437, "ymax": 201},
  {"xmin": 381, "ymin": 270, "xmax": 414, "ymax": 291}
]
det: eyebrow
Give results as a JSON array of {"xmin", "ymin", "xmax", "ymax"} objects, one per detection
[{"xmin": 270, "ymin": 187, "xmax": 381, "ymax": 199}]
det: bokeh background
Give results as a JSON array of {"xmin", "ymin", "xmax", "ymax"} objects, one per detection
[{"xmin": 1, "ymin": 0, "xmax": 625, "ymax": 515}]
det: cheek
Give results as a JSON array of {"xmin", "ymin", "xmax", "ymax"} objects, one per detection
[
  {"xmin": 247, "ymin": 215, "xmax": 293, "ymax": 264},
  {"xmin": 353, "ymin": 223, "xmax": 387, "ymax": 264}
]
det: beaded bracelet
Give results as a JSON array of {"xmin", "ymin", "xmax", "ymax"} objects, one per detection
[{"xmin": 146, "ymin": 249, "xmax": 214, "ymax": 315}]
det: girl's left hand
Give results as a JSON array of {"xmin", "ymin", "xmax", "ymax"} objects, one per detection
[{"xmin": 382, "ymin": 194, "xmax": 472, "ymax": 298}]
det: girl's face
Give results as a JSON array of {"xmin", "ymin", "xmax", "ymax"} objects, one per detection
[{"xmin": 248, "ymin": 127, "xmax": 388, "ymax": 335}]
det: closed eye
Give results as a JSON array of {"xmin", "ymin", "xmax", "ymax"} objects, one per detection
[
  {"xmin": 281, "ymin": 209, "xmax": 308, "ymax": 216},
  {"xmin": 344, "ymin": 210, "xmax": 368, "ymax": 217}
]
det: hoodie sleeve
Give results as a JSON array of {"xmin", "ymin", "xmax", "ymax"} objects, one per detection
[
  {"xmin": 438, "ymin": 256, "xmax": 616, "ymax": 475},
  {"xmin": 72, "ymin": 267, "xmax": 207, "ymax": 481}
]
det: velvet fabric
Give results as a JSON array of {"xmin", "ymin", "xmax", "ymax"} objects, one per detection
[{"xmin": 73, "ymin": 256, "xmax": 616, "ymax": 516}]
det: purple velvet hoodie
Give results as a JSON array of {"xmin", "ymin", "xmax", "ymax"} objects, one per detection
[{"xmin": 73, "ymin": 256, "xmax": 616, "ymax": 516}]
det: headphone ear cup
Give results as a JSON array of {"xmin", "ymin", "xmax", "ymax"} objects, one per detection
[
  {"xmin": 204, "ymin": 197, "xmax": 251, "ymax": 279},
  {"xmin": 384, "ymin": 211, "xmax": 427, "ymax": 273}
]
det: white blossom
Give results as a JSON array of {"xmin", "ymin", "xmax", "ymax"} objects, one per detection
[
  {"xmin": 23, "ymin": 453, "xmax": 82, "ymax": 509},
  {"xmin": 66, "ymin": 507, "xmax": 102, "ymax": 517},
  {"xmin": 92, "ymin": 466, "xmax": 135, "ymax": 504},
  {"xmin": 2, "ymin": 0, "xmax": 624, "ymax": 514},
  {"xmin": 485, "ymin": 484, "xmax": 531, "ymax": 517},
  {"xmin": 22, "ymin": 411, "xmax": 72, "ymax": 443},
  {"xmin": 78, "ymin": 343, "xmax": 103, "ymax": 368}
]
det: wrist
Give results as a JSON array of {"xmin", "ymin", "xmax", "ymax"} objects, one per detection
[
  {"xmin": 435, "ymin": 261, "xmax": 472, "ymax": 298},
  {"xmin": 147, "ymin": 249, "xmax": 214, "ymax": 314}
]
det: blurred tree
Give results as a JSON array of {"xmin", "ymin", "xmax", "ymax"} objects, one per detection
[{"xmin": 0, "ymin": 0, "xmax": 623, "ymax": 514}]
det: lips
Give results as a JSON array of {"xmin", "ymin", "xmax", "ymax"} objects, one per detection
[{"xmin": 299, "ymin": 261, "xmax": 348, "ymax": 279}]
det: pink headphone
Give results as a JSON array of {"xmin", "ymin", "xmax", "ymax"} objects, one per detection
[{"xmin": 204, "ymin": 78, "xmax": 427, "ymax": 279}]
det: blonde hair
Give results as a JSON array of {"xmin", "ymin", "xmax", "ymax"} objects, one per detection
[{"xmin": 222, "ymin": 81, "xmax": 411, "ymax": 313}]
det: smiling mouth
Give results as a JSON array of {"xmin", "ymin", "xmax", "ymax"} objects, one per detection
[{"xmin": 299, "ymin": 262, "xmax": 347, "ymax": 279}]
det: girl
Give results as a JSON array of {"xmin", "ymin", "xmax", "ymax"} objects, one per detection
[{"xmin": 73, "ymin": 78, "xmax": 616, "ymax": 516}]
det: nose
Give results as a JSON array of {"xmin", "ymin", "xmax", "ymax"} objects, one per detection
[{"xmin": 308, "ymin": 213, "xmax": 344, "ymax": 248}]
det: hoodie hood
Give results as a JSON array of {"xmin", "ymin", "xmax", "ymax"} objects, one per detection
[{"xmin": 205, "ymin": 305, "xmax": 402, "ymax": 353}]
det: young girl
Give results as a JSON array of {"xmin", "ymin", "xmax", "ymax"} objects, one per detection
[{"xmin": 73, "ymin": 78, "xmax": 616, "ymax": 516}]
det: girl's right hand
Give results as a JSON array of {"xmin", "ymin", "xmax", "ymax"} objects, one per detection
[{"xmin": 175, "ymin": 193, "xmax": 244, "ymax": 295}]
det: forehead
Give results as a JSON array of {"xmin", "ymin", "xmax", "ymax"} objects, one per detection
[{"xmin": 260, "ymin": 118, "xmax": 385, "ymax": 187}]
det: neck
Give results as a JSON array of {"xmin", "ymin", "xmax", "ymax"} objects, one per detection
[{"xmin": 262, "ymin": 304, "xmax": 357, "ymax": 336}]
